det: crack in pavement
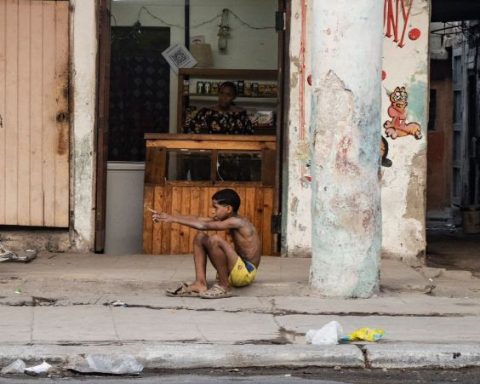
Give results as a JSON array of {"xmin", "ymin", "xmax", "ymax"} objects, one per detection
[
  {"xmin": 357, "ymin": 345, "xmax": 371, "ymax": 368},
  {"xmin": 0, "ymin": 299, "xmax": 474, "ymax": 318}
]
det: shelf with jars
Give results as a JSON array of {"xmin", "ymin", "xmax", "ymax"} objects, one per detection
[{"xmin": 177, "ymin": 68, "xmax": 279, "ymax": 135}]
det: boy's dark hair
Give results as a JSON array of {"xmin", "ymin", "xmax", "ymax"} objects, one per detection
[
  {"xmin": 212, "ymin": 189, "xmax": 241, "ymax": 212},
  {"xmin": 219, "ymin": 81, "xmax": 237, "ymax": 97}
]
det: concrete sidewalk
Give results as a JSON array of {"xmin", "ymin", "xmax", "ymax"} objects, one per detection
[{"xmin": 1, "ymin": 253, "xmax": 480, "ymax": 372}]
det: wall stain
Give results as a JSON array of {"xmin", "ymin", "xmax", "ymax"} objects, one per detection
[
  {"xmin": 57, "ymin": 126, "xmax": 68, "ymax": 156},
  {"xmin": 290, "ymin": 56, "xmax": 301, "ymax": 88},
  {"xmin": 328, "ymin": 190, "xmax": 379, "ymax": 236},
  {"xmin": 295, "ymin": 141, "xmax": 310, "ymax": 161},
  {"xmin": 290, "ymin": 196, "xmax": 299, "ymax": 214},
  {"xmin": 335, "ymin": 136, "xmax": 360, "ymax": 175},
  {"xmin": 312, "ymin": 70, "xmax": 355, "ymax": 167},
  {"xmin": 362, "ymin": 209, "xmax": 374, "ymax": 231},
  {"xmin": 404, "ymin": 150, "xmax": 426, "ymax": 220}
]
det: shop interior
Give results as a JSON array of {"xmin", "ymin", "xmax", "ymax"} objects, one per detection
[{"xmin": 104, "ymin": 0, "xmax": 282, "ymax": 255}]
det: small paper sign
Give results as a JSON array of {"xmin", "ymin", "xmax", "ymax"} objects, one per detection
[{"xmin": 162, "ymin": 44, "xmax": 197, "ymax": 73}]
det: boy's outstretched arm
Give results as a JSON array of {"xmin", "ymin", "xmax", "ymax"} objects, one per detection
[
  {"xmin": 152, "ymin": 211, "xmax": 241, "ymax": 231},
  {"xmin": 149, "ymin": 208, "xmax": 211, "ymax": 224}
]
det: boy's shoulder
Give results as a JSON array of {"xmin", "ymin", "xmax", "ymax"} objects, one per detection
[
  {"xmin": 223, "ymin": 215, "xmax": 251, "ymax": 226},
  {"xmin": 232, "ymin": 215, "xmax": 256, "ymax": 232}
]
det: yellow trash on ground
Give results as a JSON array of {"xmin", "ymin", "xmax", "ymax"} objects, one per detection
[{"xmin": 341, "ymin": 327, "xmax": 385, "ymax": 343}]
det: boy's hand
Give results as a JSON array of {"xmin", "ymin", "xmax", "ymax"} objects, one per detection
[{"xmin": 151, "ymin": 211, "xmax": 171, "ymax": 223}]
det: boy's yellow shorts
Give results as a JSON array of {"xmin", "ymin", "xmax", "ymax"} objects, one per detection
[{"xmin": 229, "ymin": 257, "xmax": 257, "ymax": 287}]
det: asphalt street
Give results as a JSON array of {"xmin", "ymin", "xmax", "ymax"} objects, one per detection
[
  {"xmin": 2, "ymin": 368, "xmax": 480, "ymax": 384},
  {"xmin": 0, "ymin": 377, "xmax": 345, "ymax": 384}
]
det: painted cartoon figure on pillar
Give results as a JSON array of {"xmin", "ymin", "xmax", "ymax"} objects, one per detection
[{"xmin": 383, "ymin": 86, "xmax": 422, "ymax": 140}]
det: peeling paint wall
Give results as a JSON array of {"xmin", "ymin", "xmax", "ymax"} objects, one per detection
[
  {"xmin": 284, "ymin": 0, "xmax": 430, "ymax": 267},
  {"xmin": 308, "ymin": 0, "xmax": 383, "ymax": 297},
  {"xmin": 71, "ymin": 0, "xmax": 98, "ymax": 251},
  {"xmin": 281, "ymin": 0, "xmax": 313, "ymax": 257},
  {"xmin": 381, "ymin": 0, "xmax": 430, "ymax": 264}
]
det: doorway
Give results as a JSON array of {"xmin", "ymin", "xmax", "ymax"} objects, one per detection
[
  {"xmin": 96, "ymin": 0, "xmax": 288, "ymax": 255},
  {"xmin": 426, "ymin": 18, "xmax": 480, "ymax": 273},
  {"xmin": 104, "ymin": 26, "xmax": 171, "ymax": 254}
]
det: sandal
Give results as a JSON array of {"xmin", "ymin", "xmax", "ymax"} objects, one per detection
[
  {"xmin": 199, "ymin": 284, "xmax": 233, "ymax": 299},
  {"xmin": 166, "ymin": 282, "xmax": 202, "ymax": 297}
]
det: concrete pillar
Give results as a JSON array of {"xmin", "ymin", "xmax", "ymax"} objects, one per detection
[
  {"xmin": 71, "ymin": 0, "xmax": 98, "ymax": 251},
  {"xmin": 309, "ymin": 0, "xmax": 383, "ymax": 297}
]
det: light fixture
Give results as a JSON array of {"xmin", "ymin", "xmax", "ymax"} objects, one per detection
[{"xmin": 217, "ymin": 9, "xmax": 230, "ymax": 54}]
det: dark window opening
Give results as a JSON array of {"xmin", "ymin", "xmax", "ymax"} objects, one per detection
[
  {"xmin": 108, "ymin": 27, "xmax": 171, "ymax": 162},
  {"xmin": 217, "ymin": 153, "xmax": 262, "ymax": 181},
  {"xmin": 167, "ymin": 151, "xmax": 212, "ymax": 181}
]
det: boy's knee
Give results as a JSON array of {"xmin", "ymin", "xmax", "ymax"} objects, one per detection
[
  {"xmin": 207, "ymin": 234, "xmax": 222, "ymax": 247},
  {"xmin": 194, "ymin": 232, "xmax": 208, "ymax": 244}
]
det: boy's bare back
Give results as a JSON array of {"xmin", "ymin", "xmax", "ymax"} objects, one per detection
[{"xmin": 228, "ymin": 215, "xmax": 261, "ymax": 267}]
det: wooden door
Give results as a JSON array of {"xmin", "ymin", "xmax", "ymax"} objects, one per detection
[{"xmin": 0, "ymin": 0, "xmax": 69, "ymax": 227}]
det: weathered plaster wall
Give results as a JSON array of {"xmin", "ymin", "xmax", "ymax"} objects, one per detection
[
  {"xmin": 282, "ymin": 0, "xmax": 313, "ymax": 257},
  {"xmin": 283, "ymin": 0, "xmax": 430, "ymax": 267},
  {"xmin": 381, "ymin": 0, "xmax": 430, "ymax": 264},
  {"xmin": 70, "ymin": 0, "xmax": 98, "ymax": 251}
]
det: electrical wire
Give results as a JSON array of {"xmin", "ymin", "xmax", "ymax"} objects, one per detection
[
  {"xmin": 228, "ymin": 9, "xmax": 275, "ymax": 30},
  {"xmin": 110, "ymin": 11, "xmax": 118, "ymax": 26},
  {"xmin": 137, "ymin": 6, "xmax": 185, "ymax": 29},
  {"xmin": 111, "ymin": 6, "xmax": 275, "ymax": 31},
  {"xmin": 192, "ymin": 12, "xmax": 222, "ymax": 29},
  {"xmin": 431, "ymin": 21, "xmax": 479, "ymax": 41}
]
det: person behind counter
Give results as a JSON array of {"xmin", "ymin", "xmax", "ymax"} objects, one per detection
[{"xmin": 185, "ymin": 81, "xmax": 253, "ymax": 134}]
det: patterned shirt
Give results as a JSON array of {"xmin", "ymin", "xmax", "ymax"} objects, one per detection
[{"xmin": 185, "ymin": 107, "xmax": 254, "ymax": 134}]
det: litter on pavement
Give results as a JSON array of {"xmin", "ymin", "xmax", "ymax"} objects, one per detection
[
  {"xmin": 1, "ymin": 359, "xmax": 26, "ymax": 374},
  {"xmin": 306, "ymin": 320, "xmax": 344, "ymax": 345},
  {"xmin": 306, "ymin": 321, "xmax": 385, "ymax": 345},
  {"xmin": 340, "ymin": 327, "xmax": 385, "ymax": 343},
  {"xmin": 0, "ymin": 242, "xmax": 37, "ymax": 263},
  {"xmin": 24, "ymin": 361, "xmax": 52, "ymax": 375},
  {"xmin": 110, "ymin": 300, "xmax": 127, "ymax": 307},
  {"xmin": 67, "ymin": 354, "xmax": 143, "ymax": 375}
]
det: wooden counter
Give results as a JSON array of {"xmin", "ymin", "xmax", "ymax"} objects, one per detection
[{"xmin": 143, "ymin": 134, "xmax": 276, "ymax": 255}]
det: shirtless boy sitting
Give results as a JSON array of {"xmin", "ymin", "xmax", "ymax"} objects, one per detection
[{"xmin": 151, "ymin": 188, "xmax": 260, "ymax": 299}]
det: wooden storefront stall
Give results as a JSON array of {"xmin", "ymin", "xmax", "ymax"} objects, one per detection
[{"xmin": 143, "ymin": 134, "xmax": 276, "ymax": 255}]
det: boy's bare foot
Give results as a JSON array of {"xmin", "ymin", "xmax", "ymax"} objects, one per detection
[{"xmin": 187, "ymin": 281, "xmax": 208, "ymax": 293}]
